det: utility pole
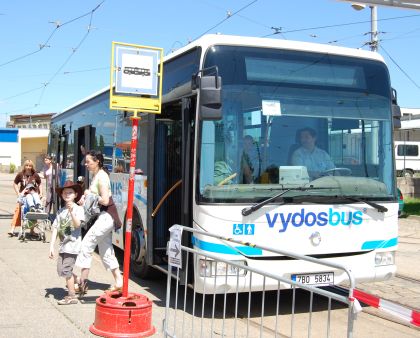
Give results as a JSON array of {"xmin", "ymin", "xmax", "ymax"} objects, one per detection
[{"xmin": 370, "ymin": 5, "xmax": 378, "ymax": 52}]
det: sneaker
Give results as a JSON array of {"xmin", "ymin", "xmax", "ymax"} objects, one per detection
[{"xmin": 57, "ymin": 296, "xmax": 78, "ymax": 305}]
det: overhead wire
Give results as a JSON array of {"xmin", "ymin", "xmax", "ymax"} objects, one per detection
[
  {"xmin": 380, "ymin": 26, "xmax": 420, "ymax": 42},
  {"xmin": 37, "ymin": 5, "xmax": 98, "ymax": 106},
  {"xmin": 192, "ymin": 0, "xmax": 259, "ymax": 41},
  {"xmin": 261, "ymin": 13, "xmax": 420, "ymax": 38},
  {"xmin": 0, "ymin": 1, "xmax": 104, "ymax": 69},
  {"xmin": 63, "ymin": 66, "xmax": 109, "ymax": 75},
  {"xmin": 380, "ymin": 45, "xmax": 420, "ymax": 90},
  {"xmin": 2, "ymin": 1, "xmax": 105, "ymax": 112},
  {"xmin": 1, "ymin": 85, "xmax": 45, "ymax": 101}
]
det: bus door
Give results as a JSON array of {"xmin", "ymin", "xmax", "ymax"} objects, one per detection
[
  {"xmin": 48, "ymin": 129, "xmax": 61, "ymax": 214},
  {"xmin": 74, "ymin": 125, "xmax": 95, "ymax": 187},
  {"xmin": 148, "ymin": 98, "xmax": 195, "ymax": 265}
]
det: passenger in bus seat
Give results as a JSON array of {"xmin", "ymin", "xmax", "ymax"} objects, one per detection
[{"xmin": 291, "ymin": 127, "xmax": 334, "ymax": 179}]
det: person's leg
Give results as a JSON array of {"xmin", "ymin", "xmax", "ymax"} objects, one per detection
[
  {"xmin": 32, "ymin": 193, "xmax": 42, "ymax": 208},
  {"xmin": 98, "ymin": 235, "xmax": 123, "ymax": 288},
  {"xmin": 96, "ymin": 213, "xmax": 122, "ymax": 288},
  {"xmin": 8, "ymin": 204, "xmax": 20, "ymax": 236},
  {"xmin": 25, "ymin": 194, "xmax": 35, "ymax": 209},
  {"xmin": 75, "ymin": 220, "xmax": 104, "ymax": 294},
  {"xmin": 24, "ymin": 196, "xmax": 37, "ymax": 235},
  {"xmin": 66, "ymin": 274, "xmax": 76, "ymax": 296},
  {"xmin": 57, "ymin": 254, "xmax": 78, "ymax": 304}
]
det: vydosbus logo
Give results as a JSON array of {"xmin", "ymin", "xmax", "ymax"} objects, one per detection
[{"xmin": 266, "ymin": 208, "xmax": 363, "ymax": 233}]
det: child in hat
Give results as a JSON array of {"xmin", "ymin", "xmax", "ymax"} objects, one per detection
[{"xmin": 49, "ymin": 180, "xmax": 84, "ymax": 305}]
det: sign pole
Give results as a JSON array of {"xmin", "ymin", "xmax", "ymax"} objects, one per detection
[
  {"xmin": 122, "ymin": 111, "xmax": 139, "ymax": 298},
  {"xmin": 89, "ymin": 41, "xmax": 161, "ymax": 337}
]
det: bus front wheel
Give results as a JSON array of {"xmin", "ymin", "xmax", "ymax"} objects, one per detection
[
  {"xmin": 124, "ymin": 213, "xmax": 152, "ymax": 279},
  {"xmin": 130, "ymin": 224, "xmax": 150, "ymax": 278}
]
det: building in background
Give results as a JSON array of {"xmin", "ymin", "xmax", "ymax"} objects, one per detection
[
  {"xmin": 394, "ymin": 108, "xmax": 420, "ymax": 142},
  {"xmin": 6, "ymin": 113, "xmax": 54, "ymax": 129},
  {"xmin": 0, "ymin": 113, "xmax": 54, "ymax": 173}
]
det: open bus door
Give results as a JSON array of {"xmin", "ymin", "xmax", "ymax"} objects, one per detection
[
  {"xmin": 48, "ymin": 129, "xmax": 61, "ymax": 215},
  {"xmin": 73, "ymin": 125, "xmax": 95, "ymax": 187},
  {"xmin": 146, "ymin": 97, "xmax": 195, "ymax": 271}
]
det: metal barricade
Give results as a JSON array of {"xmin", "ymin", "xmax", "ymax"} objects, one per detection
[{"xmin": 163, "ymin": 225, "xmax": 360, "ymax": 338}]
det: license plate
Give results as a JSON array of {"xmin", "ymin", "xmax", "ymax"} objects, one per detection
[{"xmin": 291, "ymin": 272, "xmax": 334, "ymax": 286}]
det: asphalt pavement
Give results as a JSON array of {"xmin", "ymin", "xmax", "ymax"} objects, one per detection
[
  {"xmin": 0, "ymin": 173, "xmax": 166, "ymax": 337},
  {"xmin": 0, "ymin": 172, "xmax": 419, "ymax": 337}
]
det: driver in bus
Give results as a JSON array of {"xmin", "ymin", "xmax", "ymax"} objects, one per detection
[{"xmin": 291, "ymin": 127, "xmax": 335, "ymax": 179}]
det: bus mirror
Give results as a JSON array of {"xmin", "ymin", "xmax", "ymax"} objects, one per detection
[
  {"xmin": 198, "ymin": 75, "xmax": 222, "ymax": 120},
  {"xmin": 391, "ymin": 87, "xmax": 401, "ymax": 129},
  {"xmin": 392, "ymin": 104, "xmax": 401, "ymax": 129}
]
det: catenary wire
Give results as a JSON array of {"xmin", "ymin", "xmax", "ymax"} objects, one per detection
[
  {"xmin": 192, "ymin": 0, "xmax": 259, "ymax": 41},
  {"xmin": 0, "ymin": 1, "xmax": 105, "ymax": 69},
  {"xmin": 36, "ymin": 5, "xmax": 100, "ymax": 107},
  {"xmin": 261, "ymin": 13, "xmax": 420, "ymax": 38},
  {"xmin": 380, "ymin": 45, "xmax": 420, "ymax": 90}
]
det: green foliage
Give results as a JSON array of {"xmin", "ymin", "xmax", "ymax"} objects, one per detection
[
  {"xmin": 403, "ymin": 197, "xmax": 420, "ymax": 216},
  {"xmin": 9, "ymin": 163, "xmax": 16, "ymax": 174}
]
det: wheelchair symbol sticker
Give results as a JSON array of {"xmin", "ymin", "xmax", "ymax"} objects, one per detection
[{"xmin": 233, "ymin": 223, "xmax": 254, "ymax": 235}]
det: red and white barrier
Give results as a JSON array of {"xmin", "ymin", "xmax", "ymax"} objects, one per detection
[{"xmin": 353, "ymin": 289, "xmax": 420, "ymax": 327}]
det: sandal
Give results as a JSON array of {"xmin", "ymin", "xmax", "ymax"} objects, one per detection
[
  {"xmin": 57, "ymin": 295, "xmax": 78, "ymax": 305},
  {"xmin": 107, "ymin": 285, "xmax": 123, "ymax": 292},
  {"xmin": 7, "ymin": 232, "xmax": 14, "ymax": 237},
  {"xmin": 78, "ymin": 280, "xmax": 88, "ymax": 296}
]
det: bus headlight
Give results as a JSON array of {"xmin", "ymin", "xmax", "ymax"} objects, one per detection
[
  {"xmin": 375, "ymin": 252, "xmax": 395, "ymax": 266},
  {"xmin": 199, "ymin": 259, "xmax": 247, "ymax": 277}
]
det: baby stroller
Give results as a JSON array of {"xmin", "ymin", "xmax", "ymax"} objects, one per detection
[{"xmin": 17, "ymin": 184, "xmax": 50, "ymax": 242}]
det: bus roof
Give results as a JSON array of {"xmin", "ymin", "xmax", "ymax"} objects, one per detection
[{"xmin": 56, "ymin": 34, "xmax": 386, "ymax": 119}]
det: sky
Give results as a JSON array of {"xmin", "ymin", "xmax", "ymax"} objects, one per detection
[{"xmin": 1, "ymin": 0, "xmax": 419, "ymax": 127}]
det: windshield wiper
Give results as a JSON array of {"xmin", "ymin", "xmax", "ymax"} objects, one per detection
[
  {"xmin": 241, "ymin": 186, "xmax": 331, "ymax": 216},
  {"xmin": 338, "ymin": 196, "xmax": 388, "ymax": 213}
]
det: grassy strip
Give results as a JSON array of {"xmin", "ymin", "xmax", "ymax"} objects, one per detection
[{"xmin": 403, "ymin": 197, "xmax": 420, "ymax": 216}]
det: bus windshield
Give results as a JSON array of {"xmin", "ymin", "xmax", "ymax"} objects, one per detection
[{"xmin": 198, "ymin": 45, "xmax": 394, "ymax": 203}]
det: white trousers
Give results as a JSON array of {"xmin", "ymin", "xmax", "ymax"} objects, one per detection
[{"xmin": 75, "ymin": 212, "xmax": 119, "ymax": 271}]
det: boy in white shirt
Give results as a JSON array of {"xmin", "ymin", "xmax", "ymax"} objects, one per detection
[{"xmin": 49, "ymin": 181, "xmax": 84, "ymax": 305}]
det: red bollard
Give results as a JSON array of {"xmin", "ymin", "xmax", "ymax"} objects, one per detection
[{"xmin": 90, "ymin": 291, "xmax": 155, "ymax": 337}]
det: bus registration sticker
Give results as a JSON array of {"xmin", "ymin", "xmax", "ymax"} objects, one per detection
[{"xmin": 291, "ymin": 272, "xmax": 334, "ymax": 287}]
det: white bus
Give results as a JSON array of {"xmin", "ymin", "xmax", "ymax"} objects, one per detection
[{"xmin": 49, "ymin": 34, "xmax": 400, "ymax": 292}]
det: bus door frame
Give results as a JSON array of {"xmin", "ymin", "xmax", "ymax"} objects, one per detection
[
  {"xmin": 146, "ymin": 96, "xmax": 196, "ymax": 267},
  {"xmin": 74, "ymin": 125, "xmax": 96, "ymax": 186}
]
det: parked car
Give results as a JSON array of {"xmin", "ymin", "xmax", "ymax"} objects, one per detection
[
  {"xmin": 397, "ymin": 188, "xmax": 404, "ymax": 217},
  {"xmin": 395, "ymin": 141, "xmax": 420, "ymax": 177}
]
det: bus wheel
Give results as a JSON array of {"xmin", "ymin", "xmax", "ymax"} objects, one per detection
[
  {"xmin": 130, "ymin": 222, "xmax": 151, "ymax": 278},
  {"xmin": 402, "ymin": 169, "xmax": 414, "ymax": 178}
]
